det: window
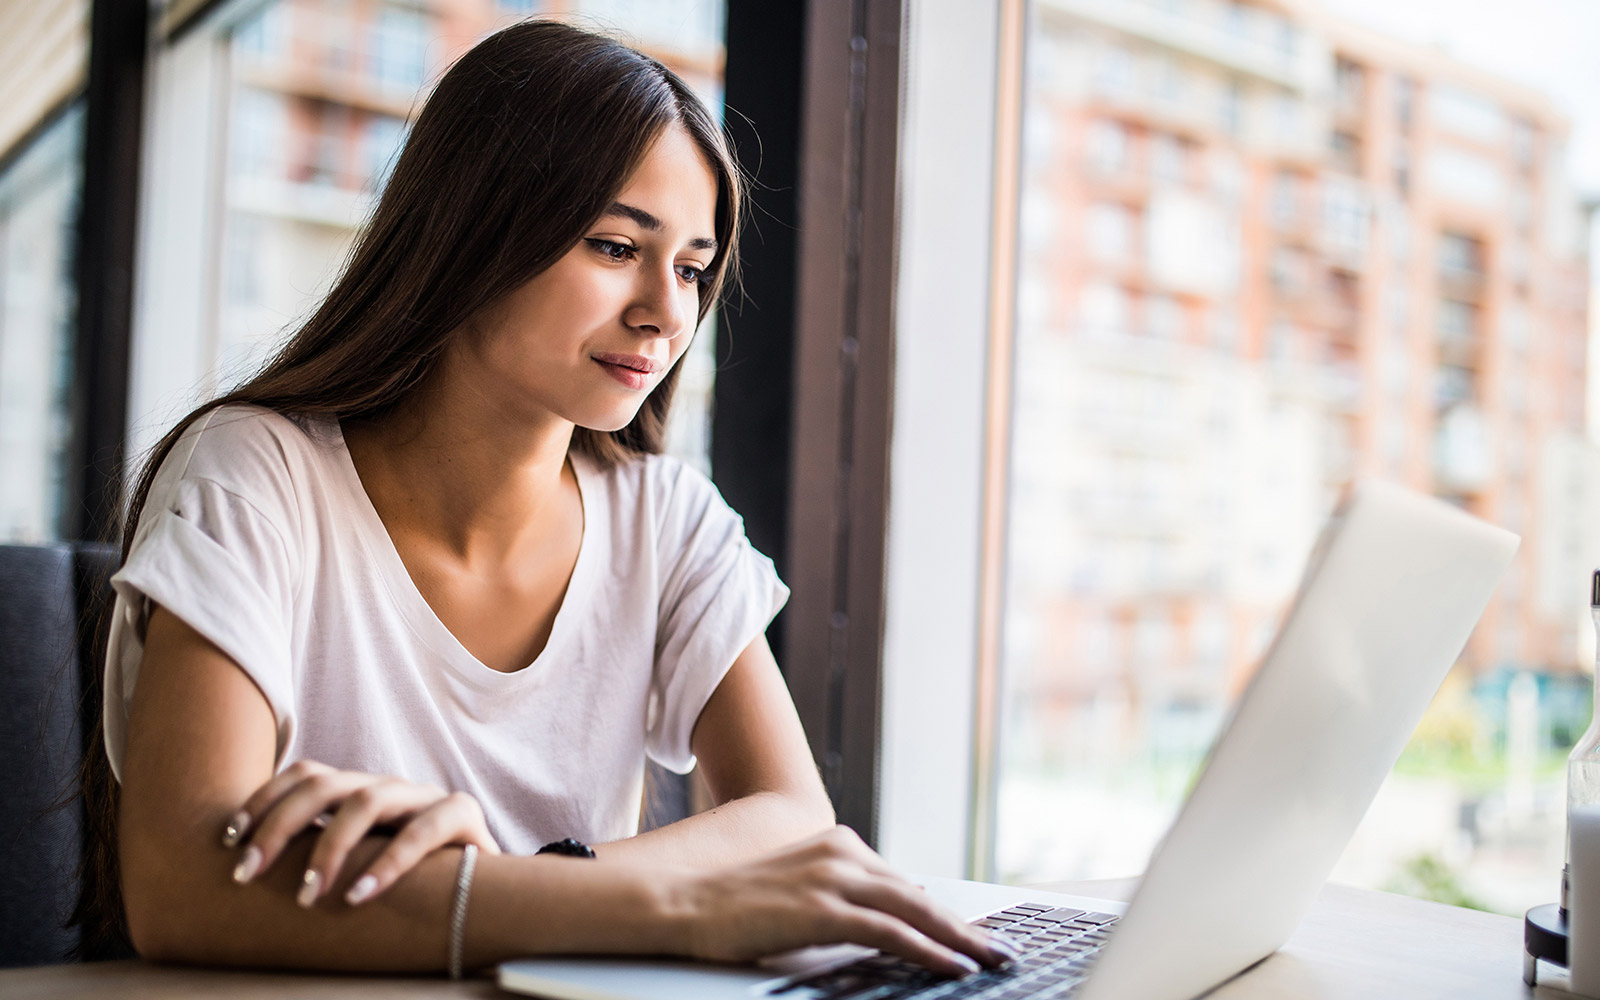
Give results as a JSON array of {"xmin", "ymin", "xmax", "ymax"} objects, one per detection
[
  {"xmin": 1093, "ymin": 43, "xmax": 1136, "ymax": 98},
  {"xmin": 1438, "ymin": 232, "xmax": 1484, "ymax": 278},
  {"xmin": 0, "ymin": 105, "xmax": 83, "ymax": 542},
  {"xmin": 361, "ymin": 114, "xmax": 407, "ymax": 193},
  {"xmin": 1321, "ymin": 179, "xmax": 1369, "ymax": 256},
  {"xmin": 1430, "ymin": 84, "xmax": 1506, "ymax": 144},
  {"xmin": 1084, "ymin": 118, "xmax": 1129, "ymax": 174},
  {"xmin": 1085, "ymin": 202, "xmax": 1136, "ymax": 263},
  {"xmin": 229, "ymin": 88, "xmax": 287, "ymax": 180},
  {"xmin": 978, "ymin": 0, "xmax": 1593, "ymax": 921},
  {"xmin": 1079, "ymin": 281, "xmax": 1131, "ymax": 338},
  {"xmin": 1270, "ymin": 169, "xmax": 1298, "ymax": 228},
  {"xmin": 1334, "ymin": 57, "xmax": 1365, "ymax": 116},
  {"xmin": 1394, "ymin": 75, "xmax": 1415, "ymax": 132},
  {"xmin": 1149, "ymin": 132, "xmax": 1189, "ymax": 185},
  {"xmin": 371, "ymin": 7, "xmax": 429, "ymax": 91},
  {"xmin": 1330, "ymin": 129, "xmax": 1361, "ymax": 174},
  {"xmin": 1428, "ymin": 147, "xmax": 1503, "ymax": 206}
]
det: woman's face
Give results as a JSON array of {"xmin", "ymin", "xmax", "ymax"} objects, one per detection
[{"xmin": 460, "ymin": 122, "xmax": 719, "ymax": 432}]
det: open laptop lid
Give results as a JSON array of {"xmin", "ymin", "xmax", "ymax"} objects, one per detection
[{"xmin": 1076, "ymin": 479, "xmax": 1518, "ymax": 1000}]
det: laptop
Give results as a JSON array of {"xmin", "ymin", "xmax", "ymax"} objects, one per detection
[{"xmin": 499, "ymin": 479, "xmax": 1519, "ymax": 1000}]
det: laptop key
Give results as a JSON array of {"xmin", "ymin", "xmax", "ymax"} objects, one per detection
[{"xmin": 1035, "ymin": 908, "xmax": 1086, "ymax": 923}]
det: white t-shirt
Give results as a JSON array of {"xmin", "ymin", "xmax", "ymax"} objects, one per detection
[{"xmin": 103, "ymin": 405, "xmax": 788, "ymax": 854}]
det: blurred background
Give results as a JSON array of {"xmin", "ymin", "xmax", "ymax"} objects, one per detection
[
  {"xmin": 997, "ymin": 0, "xmax": 1599, "ymax": 915},
  {"xmin": 1, "ymin": 0, "xmax": 1596, "ymax": 920}
]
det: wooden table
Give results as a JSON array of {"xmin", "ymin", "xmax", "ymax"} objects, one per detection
[{"xmin": 0, "ymin": 880, "xmax": 1569, "ymax": 999}]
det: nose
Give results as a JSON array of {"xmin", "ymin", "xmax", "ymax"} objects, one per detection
[{"xmin": 624, "ymin": 261, "xmax": 691, "ymax": 341}]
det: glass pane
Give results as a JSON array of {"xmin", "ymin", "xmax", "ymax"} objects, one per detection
[
  {"xmin": 0, "ymin": 104, "xmax": 84, "ymax": 543},
  {"xmin": 997, "ymin": 0, "xmax": 1593, "ymax": 918},
  {"xmin": 216, "ymin": 0, "xmax": 725, "ymax": 473}
]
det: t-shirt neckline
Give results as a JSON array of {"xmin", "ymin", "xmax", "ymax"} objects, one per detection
[{"xmin": 328, "ymin": 417, "xmax": 595, "ymax": 688}]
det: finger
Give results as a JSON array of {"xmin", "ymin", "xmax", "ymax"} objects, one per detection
[
  {"xmin": 302, "ymin": 780, "xmax": 448, "ymax": 907},
  {"xmin": 824, "ymin": 905, "xmax": 980, "ymax": 979},
  {"xmin": 347, "ymin": 793, "xmax": 499, "ymax": 906},
  {"xmin": 841, "ymin": 875, "xmax": 1009, "ymax": 968},
  {"xmin": 223, "ymin": 759, "xmax": 333, "ymax": 847},
  {"xmin": 236, "ymin": 770, "xmax": 375, "ymax": 884}
]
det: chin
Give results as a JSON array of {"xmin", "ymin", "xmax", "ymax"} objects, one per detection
[{"xmin": 574, "ymin": 404, "xmax": 648, "ymax": 435}]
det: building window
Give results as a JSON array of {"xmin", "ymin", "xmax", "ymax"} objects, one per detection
[
  {"xmin": 1330, "ymin": 130, "xmax": 1361, "ymax": 174},
  {"xmin": 1334, "ymin": 57, "xmax": 1365, "ymax": 116},
  {"xmin": 1078, "ymin": 281, "xmax": 1131, "ymax": 337},
  {"xmin": 371, "ymin": 7, "xmax": 429, "ymax": 91},
  {"xmin": 1437, "ymin": 231, "xmax": 1484, "ymax": 279},
  {"xmin": 229, "ymin": 88, "xmax": 287, "ymax": 180},
  {"xmin": 361, "ymin": 114, "xmax": 407, "ymax": 192},
  {"xmin": 1086, "ymin": 201, "xmax": 1137, "ymax": 263},
  {"xmin": 1429, "ymin": 84, "xmax": 1506, "ymax": 144},
  {"xmin": 1150, "ymin": 132, "xmax": 1189, "ymax": 184},
  {"xmin": 1084, "ymin": 118, "xmax": 1130, "ymax": 174},
  {"xmin": 1270, "ymin": 169, "xmax": 1298, "ymax": 228},
  {"xmin": 1143, "ymin": 293, "xmax": 1184, "ymax": 340},
  {"xmin": 1394, "ymin": 75, "xmax": 1415, "ymax": 132}
]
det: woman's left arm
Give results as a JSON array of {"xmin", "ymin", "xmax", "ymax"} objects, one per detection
[{"xmin": 596, "ymin": 633, "xmax": 836, "ymax": 867}]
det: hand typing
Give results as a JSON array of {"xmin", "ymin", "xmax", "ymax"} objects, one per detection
[{"xmin": 676, "ymin": 825, "xmax": 1012, "ymax": 977}]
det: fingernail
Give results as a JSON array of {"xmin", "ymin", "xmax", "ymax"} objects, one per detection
[
  {"xmin": 989, "ymin": 935, "xmax": 1020, "ymax": 963},
  {"xmin": 221, "ymin": 811, "xmax": 250, "ymax": 848},
  {"xmin": 297, "ymin": 868, "xmax": 322, "ymax": 908},
  {"xmin": 344, "ymin": 874, "xmax": 378, "ymax": 906},
  {"xmin": 232, "ymin": 845, "xmax": 262, "ymax": 883},
  {"xmin": 951, "ymin": 953, "xmax": 981, "ymax": 976}
]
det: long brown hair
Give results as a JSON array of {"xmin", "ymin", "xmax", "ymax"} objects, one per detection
[{"xmin": 72, "ymin": 19, "xmax": 745, "ymax": 956}]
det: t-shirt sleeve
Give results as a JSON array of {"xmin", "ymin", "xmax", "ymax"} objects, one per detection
[
  {"xmin": 647, "ymin": 463, "xmax": 789, "ymax": 774},
  {"xmin": 104, "ymin": 468, "xmax": 300, "ymax": 781}
]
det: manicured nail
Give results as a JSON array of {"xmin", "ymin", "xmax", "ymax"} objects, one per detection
[
  {"xmin": 232, "ymin": 845, "xmax": 262, "ymax": 883},
  {"xmin": 297, "ymin": 868, "xmax": 322, "ymax": 908},
  {"xmin": 344, "ymin": 874, "xmax": 378, "ymax": 906},
  {"xmin": 988, "ymin": 935, "xmax": 1020, "ymax": 963},
  {"xmin": 221, "ymin": 811, "xmax": 250, "ymax": 848},
  {"xmin": 951, "ymin": 953, "xmax": 981, "ymax": 976}
]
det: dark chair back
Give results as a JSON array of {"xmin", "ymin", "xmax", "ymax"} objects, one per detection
[{"xmin": 0, "ymin": 542, "xmax": 117, "ymax": 968}]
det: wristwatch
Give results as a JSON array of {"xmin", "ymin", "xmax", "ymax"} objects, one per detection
[{"xmin": 536, "ymin": 837, "xmax": 597, "ymax": 859}]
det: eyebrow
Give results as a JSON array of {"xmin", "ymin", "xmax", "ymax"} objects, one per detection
[{"xmin": 603, "ymin": 201, "xmax": 719, "ymax": 253}]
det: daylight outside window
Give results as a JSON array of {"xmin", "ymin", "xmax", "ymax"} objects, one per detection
[{"xmin": 994, "ymin": 0, "xmax": 1595, "ymax": 916}]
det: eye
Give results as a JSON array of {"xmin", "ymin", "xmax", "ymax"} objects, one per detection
[
  {"xmin": 675, "ymin": 263, "xmax": 707, "ymax": 285},
  {"xmin": 585, "ymin": 238, "xmax": 637, "ymax": 262}
]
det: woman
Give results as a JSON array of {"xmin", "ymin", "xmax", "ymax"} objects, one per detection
[{"xmin": 95, "ymin": 20, "xmax": 1007, "ymax": 978}]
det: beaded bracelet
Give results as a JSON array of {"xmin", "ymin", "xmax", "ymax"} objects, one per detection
[{"xmin": 447, "ymin": 843, "xmax": 479, "ymax": 980}]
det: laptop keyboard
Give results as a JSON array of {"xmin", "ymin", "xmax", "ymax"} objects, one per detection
[{"xmin": 765, "ymin": 902, "xmax": 1120, "ymax": 1000}]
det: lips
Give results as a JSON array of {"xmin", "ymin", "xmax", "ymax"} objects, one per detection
[{"xmin": 593, "ymin": 352, "xmax": 664, "ymax": 391}]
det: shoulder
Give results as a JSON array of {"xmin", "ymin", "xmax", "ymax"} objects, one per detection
[
  {"xmin": 141, "ymin": 404, "xmax": 342, "ymax": 544},
  {"xmin": 583, "ymin": 450, "xmax": 725, "ymax": 521},
  {"xmin": 159, "ymin": 404, "xmax": 336, "ymax": 496}
]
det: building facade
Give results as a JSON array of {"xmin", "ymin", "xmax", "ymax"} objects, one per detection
[{"xmin": 998, "ymin": 0, "xmax": 1594, "ymax": 888}]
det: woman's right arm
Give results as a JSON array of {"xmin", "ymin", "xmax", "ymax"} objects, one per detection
[{"xmin": 120, "ymin": 607, "xmax": 1004, "ymax": 974}]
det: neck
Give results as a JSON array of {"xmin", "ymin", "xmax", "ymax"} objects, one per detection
[{"xmin": 343, "ymin": 379, "xmax": 577, "ymax": 566}]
